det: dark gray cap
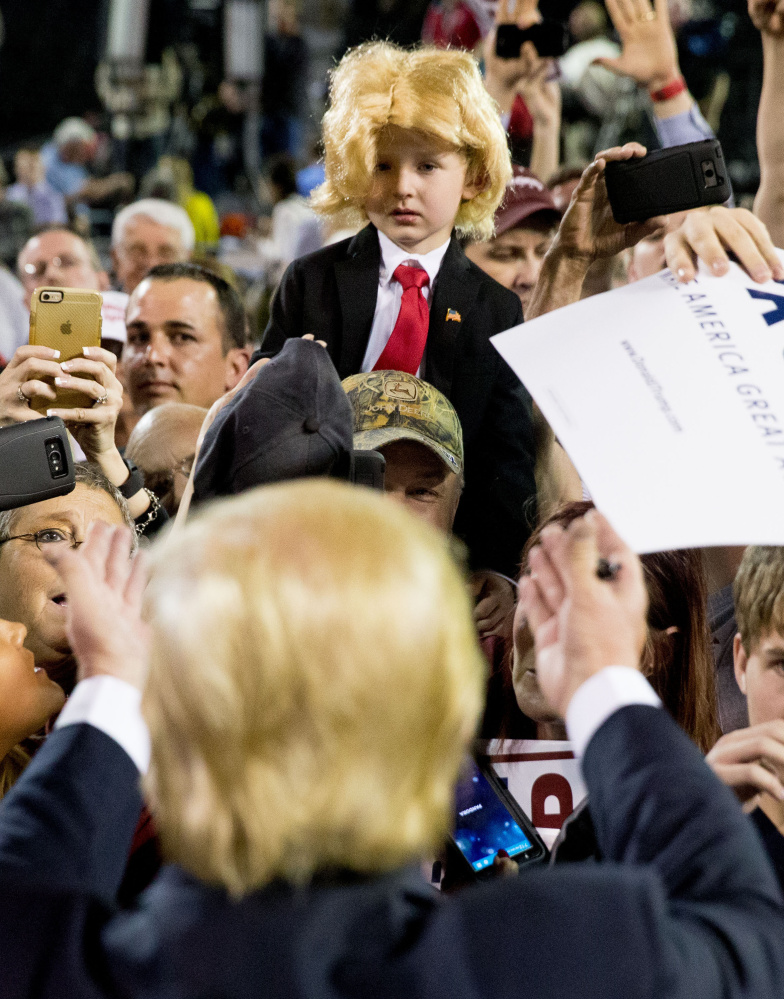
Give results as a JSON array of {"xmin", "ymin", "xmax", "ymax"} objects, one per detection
[{"xmin": 192, "ymin": 338, "xmax": 354, "ymax": 503}]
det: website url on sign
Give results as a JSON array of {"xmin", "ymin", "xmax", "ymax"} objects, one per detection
[{"xmin": 620, "ymin": 340, "xmax": 683, "ymax": 433}]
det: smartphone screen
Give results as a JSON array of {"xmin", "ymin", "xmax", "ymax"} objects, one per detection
[{"xmin": 453, "ymin": 758, "xmax": 535, "ymax": 872}]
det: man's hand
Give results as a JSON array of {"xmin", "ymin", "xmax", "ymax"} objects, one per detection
[
  {"xmin": 518, "ymin": 510, "xmax": 648, "ymax": 718},
  {"xmin": 0, "ymin": 345, "xmax": 62, "ymax": 425},
  {"xmin": 595, "ymin": 0, "xmax": 680, "ymax": 91},
  {"xmin": 706, "ymin": 721, "xmax": 784, "ymax": 810},
  {"xmin": 749, "ymin": 0, "xmax": 784, "ymax": 35},
  {"xmin": 43, "ymin": 522, "xmax": 149, "ymax": 690},
  {"xmin": 484, "ymin": 0, "xmax": 543, "ymax": 113},
  {"xmin": 663, "ymin": 206, "xmax": 784, "ymax": 283},
  {"xmin": 549, "ymin": 143, "xmax": 661, "ymax": 264},
  {"xmin": 469, "ymin": 570, "xmax": 516, "ymax": 637}
]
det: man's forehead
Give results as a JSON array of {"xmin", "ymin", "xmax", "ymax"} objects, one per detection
[
  {"xmin": 122, "ymin": 215, "xmax": 183, "ymax": 245},
  {"xmin": 127, "ymin": 277, "xmax": 219, "ymax": 323},
  {"xmin": 380, "ymin": 439, "xmax": 452, "ymax": 476},
  {"xmin": 20, "ymin": 230, "xmax": 88, "ymax": 262}
]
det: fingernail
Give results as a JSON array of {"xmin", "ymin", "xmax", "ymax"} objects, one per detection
[
  {"xmin": 82, "ymin": 346, "xmax": 93, "ymax": 356},
  {"xmin": 711, "ymin": 260, "xmax": 728, "ymax": 274},
  {"xmin": 46, "ymin": 409, "xmax": 56, "ymax": 417},
  {"xmin": 60, "ymin": 361, "xmax": 72, "ymax": 371},
  {"xmin": 496, "ymin": 849, "xmax": 509, "ymax": 858},
  {"xmin": 50, "ymin": 349, "xmax": 60, "ymax": 358},
  {"xmin": 754, "ymin": 269, "xmax": 772, "ymax": 283},
  {"xmin": 54, "ymin": 377, "xmax": 68, "ymax": 386}
]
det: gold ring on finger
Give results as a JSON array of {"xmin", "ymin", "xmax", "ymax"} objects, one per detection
[{"xmin": 16, "ymin": 384, "xmax": 30, "ymax": 405}]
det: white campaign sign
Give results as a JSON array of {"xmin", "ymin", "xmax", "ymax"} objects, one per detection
[{"xmin": 492, "ymin": 258, "xmax": 784, "ymax": 552}]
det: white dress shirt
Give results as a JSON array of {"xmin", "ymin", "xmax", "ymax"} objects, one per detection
[
  {"xmin": 55, "ymin": 666, "xmax": 661, "ymax": 777},
  {"xmin": 360, "ymin": 230, "xmax": 452, "ymax": 374}
]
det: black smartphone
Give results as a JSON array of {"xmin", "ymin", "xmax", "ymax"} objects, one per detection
[
  {"xmin": 495, "ymin": 21, "xmax": 568, "ymax": 59},
  {"xmin": 450, "ymin": 756, "xmax": 547, "ymax": 879},
  {"xmin": 0, "ymin": 418, "xmax": 74, "ymax": 511},
  {"xmin": 604, "ymin": 140, "xmax": 731, "ymax": 224}
]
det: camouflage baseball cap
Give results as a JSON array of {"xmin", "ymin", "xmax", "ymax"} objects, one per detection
[{"xmin": 342, "ymin": 371, "xmax": 463, "ymax": 475}]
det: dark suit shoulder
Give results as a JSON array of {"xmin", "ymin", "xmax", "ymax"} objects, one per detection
[{"xmin": 456, "ymin": 251, "xmax": 524, "ymax": 322}]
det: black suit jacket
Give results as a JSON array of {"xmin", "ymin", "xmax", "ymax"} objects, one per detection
[
  {"xmin": 257, "ymin": 225, "xmax": 537, "ymax": 576},
  {"xmin": 1, "ymin": 706, "xmax": 783, "ymax": 999}
]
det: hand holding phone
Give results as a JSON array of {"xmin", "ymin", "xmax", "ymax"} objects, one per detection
[
  {"xmin": 449, "ymin": 757, "xmax": 547, "ymax": 880},
  {"xmin": 604, "ymin": 140, "xmax": 731, "ymax": 224},
  {"xmin": 495, "ymin": 21, "xmax": 568, "ymax": 58},
  {"xmin": 28, "ymin": 288, "xmax": 103, "ymax": 413}
]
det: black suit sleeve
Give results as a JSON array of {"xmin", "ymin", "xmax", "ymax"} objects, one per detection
[
  {"xmin": 0, "ymin": 725, "xmax": 145, "ymax": 999},
  {"xmin": 0, "ymin": 724, "xmax": 142, "ymax": 902},
  {"xmin": 585, "ymin": 705, "xmax": 784, "ymax": 997},
  {"xmin": 456, "ymin": 705, "xmax": 784, "ymax": 999},
  {"xmin": 454, "ymin": 297, "xmax": 537, "ymax": 577},
  {"xmin": 257, "ymin": 258, "xmax": 306, "ymax": 357}
]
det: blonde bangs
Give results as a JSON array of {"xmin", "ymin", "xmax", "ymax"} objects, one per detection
[
  {"xmin": 310, "ymin": 41, "xmax": 512, "ymax": 240},
  {"xmin": 142, "ymin": 480, "xmax": 485, "ymax": 897}
]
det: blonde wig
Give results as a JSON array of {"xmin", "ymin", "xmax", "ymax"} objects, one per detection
[
  {"xmin": 310, "ymin": 42, "xmax": 513, "ymax": 241},
  {"xmin": 143, "ymin": 479, "xmax": 485, "ymax": 897}
]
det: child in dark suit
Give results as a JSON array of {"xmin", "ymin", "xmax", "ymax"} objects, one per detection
[{"xmin": 261, "ymin": 41, "xmax": 536, "ymax": 578}]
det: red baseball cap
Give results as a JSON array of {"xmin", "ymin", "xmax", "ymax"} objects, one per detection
[{"xmin": 494, "ymin": 167, "xmax": 561, "ymax": 235}]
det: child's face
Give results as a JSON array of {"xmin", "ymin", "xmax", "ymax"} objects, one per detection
[
  {"xmin": 364, "ymin": 126, "xmax": 480, "ymax": 255},
  {"xmin": 734, "ymin": 629, "xmax": 784, "ymax": 726}
]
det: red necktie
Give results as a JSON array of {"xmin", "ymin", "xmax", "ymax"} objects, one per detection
[{"xmin": 373, "ymin": 264, "xmax": 430, "ymax": 375}]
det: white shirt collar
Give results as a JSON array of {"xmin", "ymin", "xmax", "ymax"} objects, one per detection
[{"xmin": 377, "ymin": 230, "xmax": 451, "ymax": 288}]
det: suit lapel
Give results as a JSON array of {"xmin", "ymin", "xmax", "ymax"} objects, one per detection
[
  {"xmin": 334, "ymin": 224, "xmax": 381, "ymax": 378},
  {"xmin": 425, "ymin": 237, "xmax": 479, "ymax": 397}
]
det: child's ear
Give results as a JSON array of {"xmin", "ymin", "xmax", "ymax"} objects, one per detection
[
  {"xmin": 733, "ymin": 632, "xmax": 748, "ymax": 695},
  {"xmin": 461, "ymin": 169, "xmax": 488, "ymax": 203}
]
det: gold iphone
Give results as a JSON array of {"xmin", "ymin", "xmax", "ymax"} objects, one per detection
[{"xmin": 29, "ymin": 288, "xmax": 103, "ymax": 412}]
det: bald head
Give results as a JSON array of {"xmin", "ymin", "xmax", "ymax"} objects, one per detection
[{"xmin": 125, "ymin": 402, "xmax": 207, "ymax": 514}]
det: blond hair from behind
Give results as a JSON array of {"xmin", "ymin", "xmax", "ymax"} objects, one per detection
[
  {"xmin": 143, "ymin": 479, "xmax": 485, "ymax": 897},
  {"xmin": 310, "ymin": 42, "xmax": 512, "ymax": 241}
]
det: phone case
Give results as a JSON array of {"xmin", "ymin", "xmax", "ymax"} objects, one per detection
[
  {"xmin": 0, "ymin": 417, "xmax": 74, "ymax": 511},
  {"xmin": 604, "ymin": 140, "xmax": 731, "ymax": 224},
  {"xmin": 29, "ymin": 288, "xmax": 103, "ymax": 412}
]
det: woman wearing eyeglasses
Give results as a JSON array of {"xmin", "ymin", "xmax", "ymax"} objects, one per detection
[{"xmin": 0, "ymin": 463, "xmax": 135, "ymax": 700}]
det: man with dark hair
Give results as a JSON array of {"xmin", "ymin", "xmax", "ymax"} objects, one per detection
[{"xmin": 123, "ymin": 262, "xmax": 251, "ymax": 415}]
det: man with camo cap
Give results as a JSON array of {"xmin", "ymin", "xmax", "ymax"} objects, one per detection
[
  {"xmin": 343, "ymin": 370, "xmax": 514, "ymax": 637},
  {"xmin": 343, "ymin": 369, "xmax": 464, "ymax": 534}
]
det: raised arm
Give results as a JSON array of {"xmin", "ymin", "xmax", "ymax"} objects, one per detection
[
  {"xmin": 750, "ymin": 0, "xmax": 784, "ymax": 246},
  {"xmin": 518, "ymin": 510, "xmax": 784, "ymax": 998},
  {"xmin": 527, "ymin": 144, "xmax": 783, "ymax": 321},
  {"xmin": 598, "ymin": 0, "xmax": 714, "ymax": 145}
]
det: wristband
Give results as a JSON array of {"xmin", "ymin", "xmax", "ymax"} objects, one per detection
[
  {"xmin": 119, "ymin": 459, "xmax": 145, "ymax": 500},
  {"xmin": 650, "ymin": 76, "xmax": 687, "ymax": 103}
]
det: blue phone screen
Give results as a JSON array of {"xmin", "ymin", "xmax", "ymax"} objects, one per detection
[{"xmin": 453, "ymin": 759, "xmax": 533, "ymax": 872}]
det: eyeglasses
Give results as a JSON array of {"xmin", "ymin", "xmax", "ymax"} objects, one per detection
[
  {"xmin": 0, "ymin": 528, "xmax": 83, "ymax": 552},
  {"xmin": 23, "ymin": 255, "xmax": 85, "ymax": 278}
]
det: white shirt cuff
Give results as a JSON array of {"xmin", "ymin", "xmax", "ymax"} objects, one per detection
[
  {"xmin": 565, "ymin": 666, "xmax": 661, "ymax": 758},
  {"xmin": 54, "ymin": 675, "xmax": 151, "ymax": 774}
]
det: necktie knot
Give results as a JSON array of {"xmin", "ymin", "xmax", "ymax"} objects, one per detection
[{"xmin": 393, "ymin": 263, "xmax": 429, "ymax": 292}]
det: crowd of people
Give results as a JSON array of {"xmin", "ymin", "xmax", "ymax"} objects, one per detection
[{"xmin": 0, "ymin": 0, "xmax": 784, "ymax": 996}]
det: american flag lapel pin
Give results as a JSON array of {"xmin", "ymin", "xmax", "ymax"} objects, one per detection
[{"xmin": 446, "ymin": 309, "xmax": 461, "ymax": 322}]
